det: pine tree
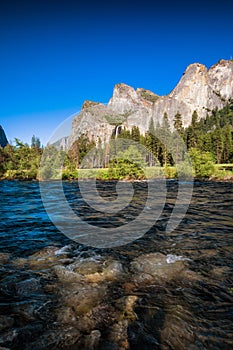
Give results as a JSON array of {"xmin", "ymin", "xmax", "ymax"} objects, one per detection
[
  {"xmin": 173, "ymin": 112, "xmax": 183, "ymax": 134},
  {"xmin": 173, "ymin": 112, "xmax": 184, "ymax": 162},
  {"xmin": 146, "ymin": 118, "xmax": 158, "ymax": 166},
  {"xmin": 222, "ymin": 125, "xmax": 233, "ymax": 163},
  {"xmin": 212, "ymin": 119, "xmax": 224, "ymax": 163},
  {"xmin": 159, "ymin": 112, "xmax": 172, "ymax": 166},
  {"xmin": 131, "ymin": 126, "xmax": 140, "ymax": 142}
]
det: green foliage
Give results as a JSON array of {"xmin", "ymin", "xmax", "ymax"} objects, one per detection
[
  {"xmin": 189, "ymin": 148, "xmax": 215, "ymax": 178},
  {"xmin": 144, "ymin": 166, "xmax": 164, "ymax": 178},
  {"xmin": 185, "ymin": 111, "xmax": 199, "ymax": 149},
  {"xmin": 108, "ymin": 159, "xmax": 145, "ymax": 180},
  {"xmin": 31, "ymin": 135, "xmax": 41, "ymax": 148},
  {"xmin": 173, "ymin": 112, "xmax": 184, "ymax": 134},
  {"xmin": 131, "ymin": 126, "xmax": 140, "ymax": 142},
  {"xmin": 163, "ymin": 166, "xmax": 177, "ymax": 179},
  {"xmin": 107, "ymin": 145, "xmax": 146, "ymax": 180},
  {"xmin": 104, "ymin": 111, "xmax": 131, "ymax": 126},
  {"xmin": 0, "ymin": 139, "xmax": 42, "ymax": 179},
  {"xmin": 175, "ymin": 158, "xmax": 194, "ymax": 180},
  {"xmin": 138, "ymin": 89, "xmax": 159, "ymax": 103},
  {"xmin": 211, "ymin": 168, "xmax": 233, "ymax": 181}
]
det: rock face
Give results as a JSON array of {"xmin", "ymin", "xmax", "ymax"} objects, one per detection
[
  {"xmin": 154, "ymin": 60, "xmax": 233, "ymax": 127},
  {"xmin": 0, "ymin": 126, "xmax": 8, "ymax": 148},
  {"xmin": 52, "ymin": 136, "xmax": 69, "ymax": 150},
  {"xmin": 68, "ymin": 59, "xmax": 233, "ymax": 146}
]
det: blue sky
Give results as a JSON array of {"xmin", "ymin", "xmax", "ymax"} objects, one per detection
[{"xmin": 1, "ymin": 0, "xmax": 233, "ymax": 145}]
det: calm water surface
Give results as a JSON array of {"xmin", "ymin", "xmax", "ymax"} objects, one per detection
[{"xmin": 0, "ymin": 180, "xmax": 233, "ymax": 349}]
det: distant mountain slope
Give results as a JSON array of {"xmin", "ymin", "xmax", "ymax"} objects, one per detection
[
  {"xmin": 0, "ymin": 125, "xmax": 8, "ymax": 147},
  {"xmin": 68, "ymin": 59, "xmax": 233, "ymax": 146}
]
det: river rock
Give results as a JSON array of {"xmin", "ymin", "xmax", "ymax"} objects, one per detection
[
  {"xmin": 25, "ymin": 326, "xmax": 81, "ymax": 350},
  {"xmin": 0, "ymin": 328, "xmax": 19, "ymax": 347},
  {"xmin": 85, "ymin": 260, "xmax": 124, "ymax": 283},
  {"xmin": 54, "ymin": 257, "xmax": 124, "ymax": 284},
  {"xmin": 115, "ymin": 295, "xmax": 138, "ymax": 321},
  {"xmin": 130, "ymin": 253, "xmax": 188, "ymax": 285},
  {"xmin": 56, "ymin": 306, "xmax": 77, "ymax": 325},
  {"xmin": 62, "ymin": 284, "xmax": 107, "ymax": 316},
  {"xmin": 107, "ymin": 319, "xmax": 129, "ymax": 349},
  {"xmin": 11, "ymin": 257, "xmax": 28, "ymax": 268},
  {"xmin": 0, "ymin": 316, "xmax": 14, "ymax": 332},
  {"xmin": 0, "ymin": 253, "xmax": 10, "ymax": 264},
  {"xmin": 54, "ymin": 265, "xmax": 85, "ymax": 284},
  {"xmin": 15, "ymin": 278, "xmax": 42, "ymax": 297},
  {"xmin": 12, "ymin": 302, "xmax": 37, "ymax": 323},
  {"xmin": 28, "ymin": 246, "xmax": 68, "ymax": 270},
  {"xmin": 75, "ymin": 304, "xmax": 116, "ymax": 334},
  {"xmin": 83, "ymin": 329, "xmax": 101, "ymax": 349},
  {"xmin": 160, "ymin": 304, "xmax": 195, "ymax": 350}
]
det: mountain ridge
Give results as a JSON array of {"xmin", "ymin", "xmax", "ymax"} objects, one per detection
[{"xmin": 68, "ymin": 59, "xmax": 233, "ymax": 147}]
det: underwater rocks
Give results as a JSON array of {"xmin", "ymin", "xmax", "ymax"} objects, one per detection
[
  {"xmin": 130, "ymin": 252, "xmax": 190, "ymax": 285},
  {"xmin": 0, "ymin": 253, "xmax": 10, "ymax": 264},
  {"xmin": 54, "ymin": 257, "xmax": 124, "ymax": 285},
  {"xmin": 0, "ymin": 316, "xmax": 14, "ymax": 332},
  {"xmin": 0, "ymin": 246, "xmax": 197, "ymax": 349}
]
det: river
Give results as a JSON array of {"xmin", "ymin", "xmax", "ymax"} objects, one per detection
[{"xmin": 0, "ymin": 180, "xmax": 233, "ymax": 349}]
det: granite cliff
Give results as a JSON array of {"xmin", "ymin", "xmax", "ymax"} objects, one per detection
[
  {"xmin": 0, "ymin": 125, "xmax": 8, "ymax": 148},
  {"xmin": 68, "ymin": 59, "xmax": 233, "ymax": 146}
]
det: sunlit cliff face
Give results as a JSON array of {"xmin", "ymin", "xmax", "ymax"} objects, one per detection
[{"xmin": 68, "ymin": 59, "xmax": 233, "ymax": 145}]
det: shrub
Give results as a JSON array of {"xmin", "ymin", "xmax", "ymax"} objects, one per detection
[{"xmin": 189, "ymin": 148, "xmax": 215, "ymax": 179}]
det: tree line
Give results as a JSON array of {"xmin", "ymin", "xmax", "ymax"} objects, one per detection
[{"xmin": 1, "ymin": 101, "xmax": 233, "ymax": 180}]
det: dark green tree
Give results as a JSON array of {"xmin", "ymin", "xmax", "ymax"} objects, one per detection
[
  {"xmin": 131, "ymin": 126, "xmax": 140, "ymax": 142},
  {"xmin": 173, "ymin": 112, "xmax": 183, "ymax": 134}
]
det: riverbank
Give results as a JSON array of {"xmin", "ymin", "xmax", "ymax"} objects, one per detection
[{"xmin": 1, "ymin": 165, "xmax": 233, "ymax": 182}]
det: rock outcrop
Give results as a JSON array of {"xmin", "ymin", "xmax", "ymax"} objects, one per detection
[
  {"xmin": 0, "ymin": 125, "xmax": 8, "ymax": 148},
  {"xmin": 68, "ymin": 59, "xmax": 233, "ymax": 146}
]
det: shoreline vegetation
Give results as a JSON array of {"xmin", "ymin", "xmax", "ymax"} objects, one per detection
[
  {"xmin": 1, "ymin": 102, "xmax": 233, "ymax": 182},
  {"xmin": 1, "ymin": 164, "xmax": 233, "ymax": 182}
]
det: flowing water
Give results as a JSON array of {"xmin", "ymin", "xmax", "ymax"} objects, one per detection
[{"xmin": 0, "ymin": 180, "xmax": 233, "ymax": 349}]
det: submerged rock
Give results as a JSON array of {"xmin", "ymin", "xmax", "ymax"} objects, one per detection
[
  {"xmin": 107, "ymin": 319, "xmax": 129, "ymax": 349},
  {"xmin": 28, "ymin": 246, "xmax": 69, "ymax": 270},
  {"xmin": 11, "ymin": 258, "xmax": 28, "ymax": 268},
  {"xmin": 75, "ymin": 304, "xmax": 116, "ymax": 334},
  {"xmin": 15, "ymin": 278, "xmax": 42, "ymax": 297},
  {"xmin": 85, "ymin": 260, "xmax": 124, "ymax": 283},
  {"xmin": 0, "ymin": 316, "xmax": 14, "ymax": 332},
  {"xmin": 54, "ymin": 257, "xmax": 124, "ymax": 285},
  {"xmin": 25, "ymin": 326, "xmax": 81, "ymax": 350},
  {"xmin": 12, "ymin": 302, "xmax": 37, "ymax": 323},
  {"xmin": 0, "ymin": 253, "xmax": 10, "ymax": 264},
  {"xmin": 63, "ymin": 284, "xmax": 107, "ymax": 315},
  {"xmin": 160, "ymin": 304, "xmax": 195, "ymax": 350},
  {"xmin": 131, "ymin": 253, "xmax": 188, "ymax": 285},
  {"xmin": 83, "ymin": 329, "xmax": 101, "ymax": 349},
  {"xmin": 56, "ymin": 306, "xmax": 77, "ymax": 325},
  {"xmin": 115, "ymin": 295, "xmax": 138, "ymax": 321}
]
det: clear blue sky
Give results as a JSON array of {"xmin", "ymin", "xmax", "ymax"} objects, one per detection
[{"xmin": 1, "ymin": 0, "xmax": 233, "ymax": 145}]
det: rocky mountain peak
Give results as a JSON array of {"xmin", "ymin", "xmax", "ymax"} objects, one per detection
[
  {"xmin": 208, "ymin": 59, "xmax": 233, "ymax": 100},
  {"xmin": 0, "ymin": 125, "xmax": 8, "ymax": 148},
  {"xmin": 112, "ymin": 83, "xmax": 138, "ymax": 99},
  {"xmin": 68, "ymin": 59, "xmax": 233, "ymax": 148},
  {"xmin": 108, "ymin": 83, "xmax": 139, "ymax": 114},
  {"xmin": 82, "ymin": 100, "xmax": 102, "ymax": 110}
]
